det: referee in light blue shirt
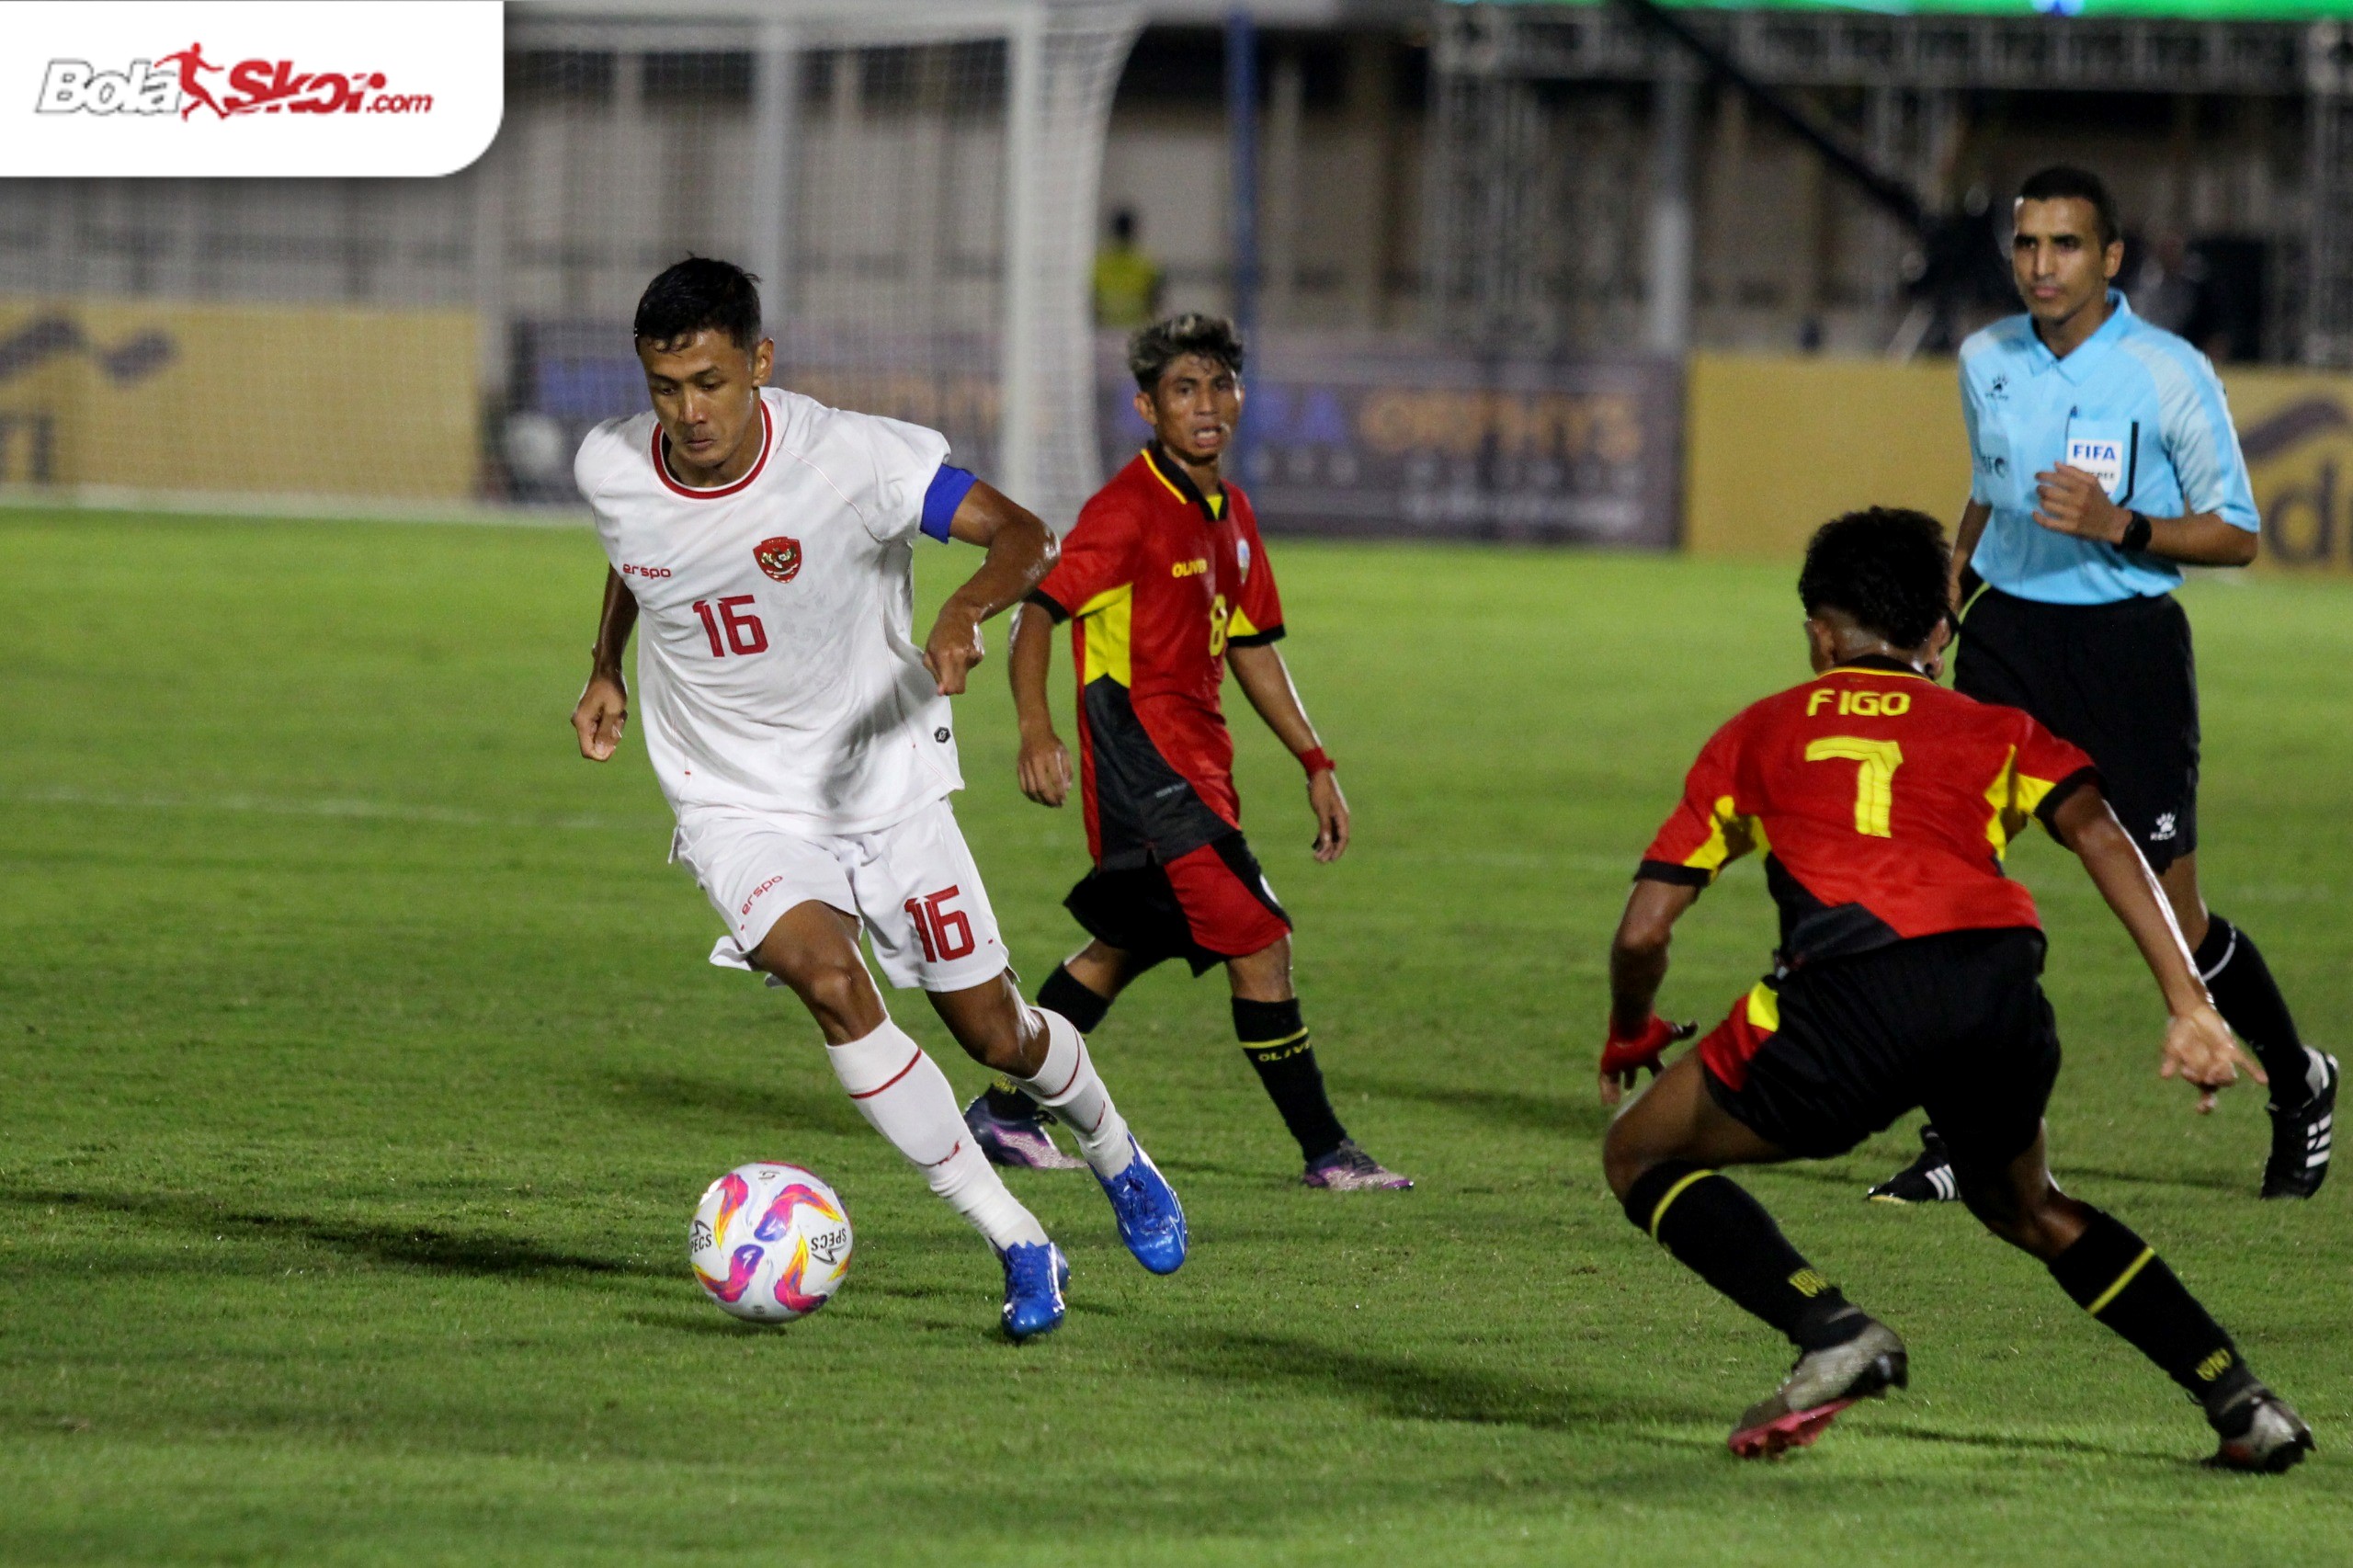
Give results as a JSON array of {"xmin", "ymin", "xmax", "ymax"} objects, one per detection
[{"xmin": 1870, "ymin": 166, "xmax": 2336, "ymax": 1205}]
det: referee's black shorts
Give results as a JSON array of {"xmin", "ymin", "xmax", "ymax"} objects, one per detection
[
  {"xmin": 1701, "ymin": 928, "xmax": 2060, "ymax": 1180},
  {"xmin": 1956, "ymin": 585, "xmax": 2199, "ymax": 873}
]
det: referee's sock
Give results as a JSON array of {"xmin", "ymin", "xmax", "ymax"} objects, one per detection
[
  {"xmin": 984, "ymin": 965, "xmax": 1116, "ymax": 1122},
  {"xmin": 1235, "ymin": 997, "xmax": 1347, "ymax": 1163},
  {"xmin": 1621, "ymin": 1163, "xmax": 1865, "ymax": 1352},
  {"xmin": 2048, "ymin": 1206, "xmax": 2253, "ymax": 1410},
  {"xmin": 2195, "ymin": 915, "xmax": 2324, "ymax": 1109}
]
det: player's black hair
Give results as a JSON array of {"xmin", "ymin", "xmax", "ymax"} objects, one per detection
[
  {"xmin": 1799, "ymin": 507, "xmax": 1952, "ymax": 651},
  {"xmin": 1129, "ymin": 312, "xmax": 1244, "ymax": 393},
  {"xmin": 1110, "ymin": 207, "xmax": 1138, "ymax": 244},
  {"xmin": 633, "ymin": 256, "xmax": 762, "ymax": 351},
  {"xmin": 2017, "ymin": 165, "xmax": 2121, "ymax": 249}
]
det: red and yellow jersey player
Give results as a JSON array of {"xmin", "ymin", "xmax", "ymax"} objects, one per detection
[
  {"xmin": 963, "ymin": 313, "xmax": 1412, "ymax": 1191},
  {"xmin": 1595, "ymin": 506, "xmax": 2309, "ymax": 1470}
]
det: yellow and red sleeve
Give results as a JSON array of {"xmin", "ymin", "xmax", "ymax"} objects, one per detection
[
  {"xmin": 1638, "ymin": 720, "xmax": 1764, "ymax": 886},
  {"xmin": 1029, "ymin": 495, "xmax": 1141, "ymax": 625},
  {"xmin": 1981, "ymin": 714, "xmax": 2101, "ymax": 856}
]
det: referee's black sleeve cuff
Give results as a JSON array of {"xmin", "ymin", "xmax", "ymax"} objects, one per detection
[
  {"xmin": 1635, "ymin": 859, "xmax": 1712, "ymax": 887},
  {"xmin": 2033, "ymin": 767, "xmax": 2104, "ymax": 833},
  {"xmin": 1227, "ymin": 623, "xmax": 1285, "ymax": 648},
  {"xmin": 1025, "ymin": 588, "xmax": 1072, "ymax": 623}
]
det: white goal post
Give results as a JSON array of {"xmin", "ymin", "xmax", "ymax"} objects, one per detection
[{"xmin": 0, "ymin": 0, "xmax": 1142, "ymax": 526}]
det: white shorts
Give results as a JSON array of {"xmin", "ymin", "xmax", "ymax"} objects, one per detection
[{"xmin": 673, "ymin": 797, "xmax": 1011, "ymax": 994}]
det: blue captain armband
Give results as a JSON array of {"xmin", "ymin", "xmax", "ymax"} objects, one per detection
[{"xmin": 920, "ymin": 464, "xmax": 980, "ymax": 541}]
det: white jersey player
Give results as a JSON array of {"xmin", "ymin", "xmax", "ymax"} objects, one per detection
[{"xmin": 569, "ymin": 258, "xmax": 1187, "ymax": 1339}]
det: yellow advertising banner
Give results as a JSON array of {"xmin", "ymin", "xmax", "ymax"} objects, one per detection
[
  {"xmin": 1684, "ymin": 356, "xmax": 1962, "ymax": 561},
  {"xmin": 2227, "ymin": 370, "xmax": 2353, "ymax": 570},
  {"xmin": 1685, "ymin": 353, "xmax": 2353, "ymax": 573},
  {"xmin": 0, "ymin": 297, "xmax": 477, "ymax": 501}
]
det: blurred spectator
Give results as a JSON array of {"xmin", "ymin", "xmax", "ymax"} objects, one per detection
[
  {"xmin": 1093, "ymin": 208, "xmax": 1165, "ymax": 329},
  {"xmin": 1905, "ymin": 185, "xmax": 2016, "ymax": 357},
  {"xmin": 2129, "ymin": 230, "xmax": 2229, "ymax": 360}
]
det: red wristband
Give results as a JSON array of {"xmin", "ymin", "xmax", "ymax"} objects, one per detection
[{"xmin": 1298, "ymin": 746, "xmax": 1334, "ymax": 777}]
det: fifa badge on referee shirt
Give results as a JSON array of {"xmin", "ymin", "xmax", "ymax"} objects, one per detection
[{"xmin": 2065, "ymin": 436, "xmax": 2127, "ymax": 497}]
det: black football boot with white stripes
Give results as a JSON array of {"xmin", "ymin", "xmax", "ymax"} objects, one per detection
[
  {"xmin": 2261, "ymin": 1051, "xmax": 2336, "ymax": 1200},
  {"xmin": 1868, "ymin": 1126, "xmax": 1961, "ymax": 1204}
]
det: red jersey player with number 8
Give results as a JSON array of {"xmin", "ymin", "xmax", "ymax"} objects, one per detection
[
  {"xmin": 1594, "ymin": 506, "xmax": 2309, "ymax": 1470},
  {"xmin": 973, "ymin": 313, "xmax": 1410, "ymax": 1191}
]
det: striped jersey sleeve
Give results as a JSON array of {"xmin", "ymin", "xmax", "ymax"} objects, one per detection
[
  {"xmin": 1639, "ymin": 713, "xmax": 1766, "ymax": 886},
  {"xmin": 1982, "ymin": 710, "xmax": 2100, "ymax": 856},
  {"xmin": 1031, "ymin": 492, "xmax": 1140, "ymax": 622},
  {"xmin": 2123, "ymin": 336, "xmax": 2259, "ymax": 532}
]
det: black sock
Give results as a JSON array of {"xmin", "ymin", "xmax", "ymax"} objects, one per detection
[
  {"xmin": 1621, "ymin": 1163, "xmax": 1863, "ymax": 1351},
  {"xmin": 986, "ymin": 966, "xmax": 1120, "ymax": 1121},
  {"xmin": 1234, "ymin": 997, "xmax": 1347, "ymax": 1162},
  {"xmin": 1037, "ymin": 964, "xmax": 1113, "ymax": 1034},
  {"xmin": 983, "ymin": 1075, "xmax": 1039, "ymax": 1122},
  {"xmin": 2048, "ymin": 1207, "xmax": 2250, "ymax": 1408},
  {"xmin": 2196, "ymin": 915, "xmax": 2315, "ymax": 1108}
]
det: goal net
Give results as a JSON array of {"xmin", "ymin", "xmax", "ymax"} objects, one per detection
[{"xmin": 0, "ymin": 0, "xmax": 1142, "ymax": 528}]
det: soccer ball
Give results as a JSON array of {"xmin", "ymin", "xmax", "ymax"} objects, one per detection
[{"xmin": 688, "ymin": 1162, "xmax": 853, "ymax": 1324}]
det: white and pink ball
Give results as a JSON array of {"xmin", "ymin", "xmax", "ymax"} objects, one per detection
[{"xmin": 689, "ymin": 1162, "xmax": 853, "ymax": 1324}]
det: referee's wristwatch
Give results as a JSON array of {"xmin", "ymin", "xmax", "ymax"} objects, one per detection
[{"xmin": 2120, "ymin": 510, "xmax": 2154, "ymax": 552}]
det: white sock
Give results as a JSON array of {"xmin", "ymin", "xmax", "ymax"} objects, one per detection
[
  {"xmin": 825, "ymin": 1020, "xmax": 1048, "ymax": 1252},
  {"xmin": 1013, "ymin": 1006, "xmax": 1135, "ymax": 1177},
  {"xmin": 926, "ymin": 1139, "xmax": 1049, "ymax": 1253}
]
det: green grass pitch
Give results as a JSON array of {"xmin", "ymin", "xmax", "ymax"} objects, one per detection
[{"xmin": 3, "ymin": 509, "xmax": 2349, "ymax": 1565}]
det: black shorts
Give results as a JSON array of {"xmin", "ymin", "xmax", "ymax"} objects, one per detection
[
  {"xmin": 1955, "ymin": 585, "xmax": 2199, "ymax": 873},
  {"xmin": 1064, "ymin": 832, "xmax": 1291, "ymax": 977},
  {"xmin": 1701, "ymin": 927, "xmax": 2060, "ymax": 1177}
]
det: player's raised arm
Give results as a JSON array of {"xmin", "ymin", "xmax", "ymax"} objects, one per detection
[
  {"xmin": 1226, "ymin": 644, "xmax": 1347, "ymax": 862},
  {"xmin": 2047, "ymin": 783, "xmax": 2263, "ymax": 1112},
  {"xmin": 922, "ymin": 481, "xmax": 1058, "ymax": 697},
  {"xmin": 572, "ymin": 565, "xmax": 637, "ymax": 761}
]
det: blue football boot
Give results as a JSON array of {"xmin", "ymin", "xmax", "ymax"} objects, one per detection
[
  {"xmin": 999, "ymin": 1240, "xmax": 1069, "ymax": 1342},
  {"xmin": 1097, "ymin": 1136, "xmax": 1188, "ymax": 1275}
]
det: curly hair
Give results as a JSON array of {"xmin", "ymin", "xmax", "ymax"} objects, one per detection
[
  {"xmin": 633, "ymin": 256, "xmax": 762, "ymax": 351},
  {"xmin": 1129, "ymin": 312, "xmax": 1245, "ymax": 392},
  {"xmin": 1798, "ymin": 507, "xmax": 1952, "ymax": 650}
]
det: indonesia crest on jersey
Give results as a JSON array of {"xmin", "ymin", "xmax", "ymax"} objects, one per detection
[{"xmin": 574, "ymin": 386, "xmax": 963, "ymax": 832}]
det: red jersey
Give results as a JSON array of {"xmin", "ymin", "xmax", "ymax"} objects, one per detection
[
  {"xmin": 1642, "ymin": 657, "xmax": 2097, "ymax": 966},
  {"xmin": 1030, "ymin": 444, "xmax": 1285, "ymax": 868}
]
